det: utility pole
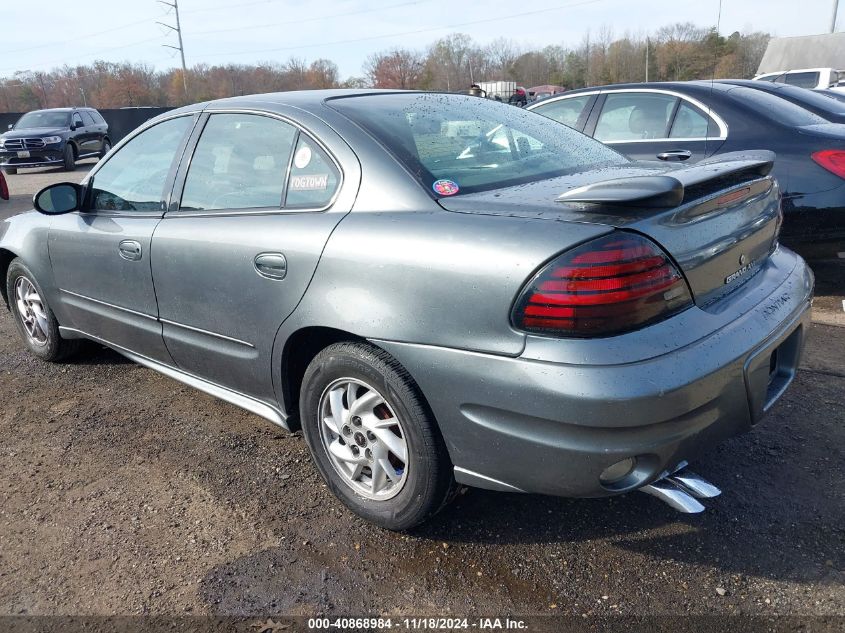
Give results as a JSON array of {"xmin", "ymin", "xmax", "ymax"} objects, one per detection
[
  {"xmin": 157, "ymin": 0, "xmax": 188, "ymax": 99},
  {"xmin": 645, "ymin": 37, "xmax": 649, "ymax": 82},
  {"xmin": 832, "ymin": 0, "xmax": 840, "ymax": 32}
]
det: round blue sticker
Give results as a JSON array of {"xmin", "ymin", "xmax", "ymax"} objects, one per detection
[{"xmin": 432, "ymin": 179, "xmax": 460, "ymax": 196}]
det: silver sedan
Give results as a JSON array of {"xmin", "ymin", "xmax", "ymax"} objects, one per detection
[{"xmin": 0, "ymin": 91, "xmax": 813, "ymax": 529}]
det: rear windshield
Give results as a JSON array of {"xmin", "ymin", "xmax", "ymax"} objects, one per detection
[
  {"xmin": 781, "ymin": 71, "xmax": 820, "ymax": 89},
  {"xmin": 329, "ymin": 93, "xmax": 624, "ymax": 196},
  {"xmin": 769, "ymin": 85, "xmax": 845, "ymax": 118},
  {"xmin": 725, "ymin": 87, "xmax": 828, "ymax": 127},
  {"xmin": 14, "ymin": 111, "xmax": 70, "ymax": 129}
]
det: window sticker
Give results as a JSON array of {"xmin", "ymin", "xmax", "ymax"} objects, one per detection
[
  {"xmin": 432, "ymin": 179, "xmax": 459, "ymax": 196},
  {"xmin": 293, "ymin": 145, "xmax": 312, "ymax": 169},
  {"xmin": 290, "ymin": 174, "xmax": 329, "ymax": 191}
]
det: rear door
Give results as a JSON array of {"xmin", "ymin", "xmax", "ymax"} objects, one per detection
[
  {"xmin": 150, "ymin": 109, "xmax": 358, "ymax": 402},
  {"xmin": 587, "ymin": 90, "xmax": 726, "ymax": 163},
  {"xmin": 79, "ymin": 111, "xmax": 102, "ymax": 154},
  {"xmin": 49, "ymin": 114, "xmax": 196, "ymax": 362}
]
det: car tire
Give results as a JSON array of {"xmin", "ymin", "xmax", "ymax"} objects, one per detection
[
  {"xmin": 3, "ymin": 167, "xmax": 17, "ymax": 175},
  {"xmin": 300, "ymin": 342, "xmax": 456, "ymax": 530},
  {"xmin": 99, "ymin": 139, "xmax": 111, "ymax": 159},
  {"xmin": 62, "ymin": 144, "xmax": 76, "ymax": 171},
  {"xmin": 6, "ymin": 259, "xmax": 80, "ymax": 362}
]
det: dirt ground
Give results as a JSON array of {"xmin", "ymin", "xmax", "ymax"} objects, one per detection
[{"xmin": 0, "ymin": 166, "xmax": 843, "ymax": 619}]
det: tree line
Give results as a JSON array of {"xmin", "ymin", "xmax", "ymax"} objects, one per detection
[{"xmin": 0, "ymin": 23, "xmax": 769, "ymax": 113}]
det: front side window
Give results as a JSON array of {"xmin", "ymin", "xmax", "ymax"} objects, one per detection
[
  {"xmin": 91, "ymin": 116, "xmax": 193, "ymax": 212},
  {"xmin": 329, "ymin": 93, "xmax": 623, "ymax": 196},
  {"xmin": 594, "ymin": 93, "xmax": 678, "ymax": 142},
  {"xmin": 181, "ymin": 113, "xmax": 297, "ymax": 211},
  {"xmin": 532, "ymin": 95, "xmax": 592, "ymax": 128}
]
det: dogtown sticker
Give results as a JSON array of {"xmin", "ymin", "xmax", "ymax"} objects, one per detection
[{"xmin": 290, "ymin": 174, "xmax": 329, "ymax": 191}]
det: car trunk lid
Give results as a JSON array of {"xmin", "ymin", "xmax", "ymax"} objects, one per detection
[{"xmin": 438, "ymin": 151, "xmax": 782, "ymax": 306}]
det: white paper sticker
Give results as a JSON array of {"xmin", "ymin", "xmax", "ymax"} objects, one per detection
[
  {"xmin": 293, "ymin": 146, "xmax": 312, "ymax": 169},
  {"xmin": 290, "ymin": 174, "xmax": 328, "ymax": 191}
]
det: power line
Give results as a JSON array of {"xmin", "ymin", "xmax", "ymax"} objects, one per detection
[
  {"xmin": 3, "ymin": 17, "xmax": 155, "ymax": 56},
  {"xmin": 187, "ymin": 0, "xmax": 430, "ymax": 36},
  {"xmin": 197, "ymin": 0, "xmax": 610, "ymax": 59},
  {"xmin": 0, "ymin": 36, "xmax": 165, "ymax": 75}
]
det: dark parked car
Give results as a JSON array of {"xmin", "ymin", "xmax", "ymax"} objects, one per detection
[
  {"xmin": 716, "ymin": 79, "xmax": 845, "ymax": 124},
  {"xmin": 1, "ymin": 91, "xmax": 812, "ymax": 529},
  {"xmin": 527, "ymin": 82, "xmax": 845, "ymax": 258},
  {"xmin": 0, "ymin": 107, "xmax": 111, "ymax": 174}
]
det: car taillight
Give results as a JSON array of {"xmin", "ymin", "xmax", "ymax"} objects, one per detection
[
  {"xmin": 811, "ymin": 150, "xmax": 845, "ymax": 179},
  {"xmin": 512, "ymin": 232, "xmax": 693, "ymax": 337},
  {"xmin": 0, "ymin": 173, "xmax": 8, "ymax": 201}
]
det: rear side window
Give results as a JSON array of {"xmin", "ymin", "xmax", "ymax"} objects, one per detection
[
  {"xmin": 92, "ymin": 116, "xmax": 193, "ymax": 212},
  {"xmin": 285, "ymin": 135, "xmax": 340, "ymax": 209},
  {"xmin": 726, "ymin": 86, "xmax": 828, "ymax": 126},
  {"xmin": 594, "ymin": 93, "xmax": 678, "ymax": 141},
  {"xmin": 91, "ymin": 110, "xmax": 106, "ymax": 124},
  {"xmin": 782, "ymin": 71, "xmax": 820, "ymax": 89},
  {"xmin": 81, "ymin": 111, "xmax": 96, "ymax": 126},
  {"xmin": 670, "ymin": 102, "xmax": 721, "ymax": 138},
  {"xmin": 531, "ymin": 95, "xmax": 591, "ymax": 128},
  {"xmin": 181, "ymin": 113, "xmax": 297, "ymax": 211}
]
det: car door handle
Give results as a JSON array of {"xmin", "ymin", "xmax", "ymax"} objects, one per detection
[
  {"xmin": 254, "ymin": 253, "xmax": 287, "ymax": 280},
  {"xmin": 118, "ymin": 240, "xmax": 142, "ymax": 261},
  {"xmin": 657, "ymin": 150, "xmax": 692, "ymax": 162}
]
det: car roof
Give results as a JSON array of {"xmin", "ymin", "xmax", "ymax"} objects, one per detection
[
  {"xmin": 532, "ymin": 81, "xmax": 737, "ymax": 98},
  {"xmin": 186, "ymin": 89, "xmax": 421, "ymax": 114}
]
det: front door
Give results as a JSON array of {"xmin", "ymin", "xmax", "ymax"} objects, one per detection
[
  {"xmin": 49, "ymin": 114, "xmax": 196, "ymax": 362},
  {"xmin": 151, "ymin": 111, "xmax": 352, "ymax": 401}
]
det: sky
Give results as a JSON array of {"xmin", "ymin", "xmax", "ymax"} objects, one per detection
[{"xmin": 0, "ymin": 0, "xmax": 841, "ymax": 80}]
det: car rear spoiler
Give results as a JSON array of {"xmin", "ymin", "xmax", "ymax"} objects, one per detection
[{"xmin": 556, "ymin": 151, "xmax": 775, "ymax": 208}]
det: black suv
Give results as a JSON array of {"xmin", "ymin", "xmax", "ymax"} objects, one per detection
[{"xmin": 0, "ymin": 107, "xmax": 111, "ymax": 174}]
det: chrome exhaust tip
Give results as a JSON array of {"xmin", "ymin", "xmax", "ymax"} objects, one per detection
[{"xmin": 639, "ymin": 462, "xmax": 721, "ymax": 513}]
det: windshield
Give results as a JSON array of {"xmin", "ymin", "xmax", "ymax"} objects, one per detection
[
  {"xmin": 329, "ymin": 93, "xmax": 624, "ymax": 196},
  {"xmin": 14, "ymin": 111, "xmax": 70, "ymax": 129},
  {"xmin": 725, "ymin": 86, "xmax": 828, "ymax": 127}
]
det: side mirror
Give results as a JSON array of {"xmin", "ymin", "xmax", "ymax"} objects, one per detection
[
  {"xmin": 33, "ymin": 182, "xmax": 83, "ymax": 215},
  {"xmin": 71, "ymin": 122, "xmax": 81, "ymax": 131}
]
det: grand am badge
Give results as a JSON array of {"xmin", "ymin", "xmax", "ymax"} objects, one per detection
[{"xmin": 725, "ymin": 256, "xmax": 755, "ymax": 284}]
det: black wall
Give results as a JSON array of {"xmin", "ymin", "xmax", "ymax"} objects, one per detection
[{"xmin": 0, "ymin": 107, "xmax": 174, "ymax": 143}]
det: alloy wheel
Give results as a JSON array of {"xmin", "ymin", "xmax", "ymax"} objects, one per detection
[
  {"xmin": 318, "ymin": 378, "xmax": 409, "ymax": 500},
  {"xmin": 14, "ymin": 277, "xmax": 49, "ymax": 346}
]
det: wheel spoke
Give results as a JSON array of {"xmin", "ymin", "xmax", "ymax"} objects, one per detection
[
  {"xmin": 372, "ymin": 428, "xmax": 407, "ymax": 463},
  {"xmin": 323, "ymin": 415, "xmax": 341, "ymax": 436},
  {"xmin": 369, "ymin": 415, "xmax": 399, "ymax": 429},
  {"xmin": 328, "ymin": 438, "xmax": 367, "ymax": 465},
  {"xmin": 346, "ymin": 382, "xmax": 358, "ymax": 410},
  {"xmin": 378, "ymin": 458, "xmax": 401, "ymax": 483},
  {"xmin": 329, "ymin": 387, "xmax": 347, "ymax": 431},
  {"xmin": 349, "ymin": 390, "xmax": 382, "ymax": 416},
  {"xmin": 370, "ymin": 460, "xmax": 388, "ymax": 494}
]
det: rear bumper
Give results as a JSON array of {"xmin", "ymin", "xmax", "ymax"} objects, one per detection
[{"xmin": 373, "ymin": 247, "xmax": 814, "ymax": 497}]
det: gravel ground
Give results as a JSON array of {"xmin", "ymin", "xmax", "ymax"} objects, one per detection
[{"xmin": 0, "ymin": 166, "xmax": 843, "ymax": 619}]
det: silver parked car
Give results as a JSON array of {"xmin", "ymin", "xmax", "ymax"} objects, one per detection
[{"xmin": 0, "ymin": 91, "xmax": 813, "ymax": 529}]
